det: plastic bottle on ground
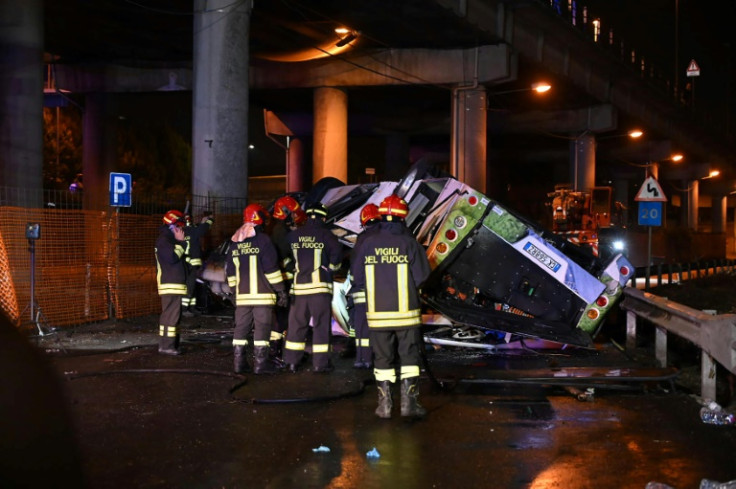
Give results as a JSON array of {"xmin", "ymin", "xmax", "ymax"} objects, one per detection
[{"xmin": 699, "ymin": 406, "xmax": 736, "ymax": 426}]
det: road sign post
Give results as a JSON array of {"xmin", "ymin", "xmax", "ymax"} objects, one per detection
[{"xmin": 635, "ymin": 176, "xmax": 667, "ymax": 289}]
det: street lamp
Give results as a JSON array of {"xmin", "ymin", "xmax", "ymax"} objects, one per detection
[
  {"xmin": 492, "ymin": 81, "xmax": 552, "ymax": 96},
  {"xmin": 702, "ymin": 169, "xmax": 720, "ymax": 179}
]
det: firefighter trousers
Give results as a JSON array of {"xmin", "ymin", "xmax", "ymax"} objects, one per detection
[
  {"xmin": 284, "ymin": 293, "xmax": 332, "ymax": 369},
  {"xmin": 370, "ymin": 327, "xmax": 422, "ymax": 383},
  {"xmin": 159, "ymin": 294, "xmax": 183, "ymax": 349},
  {"xmin": 353, "ymin": 302, "xmax": 372, "ymax": 365},
  {"xmin": 233, "ymin": 305, "xmax": 273, "ymax": 348}
]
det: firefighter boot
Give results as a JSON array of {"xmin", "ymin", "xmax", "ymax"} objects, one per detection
[
  {"xmin": 233, "ymin": 345, "xmax": 251, "ymax": 374},
  {"xmin": 400, "ymin": 378, "xmax": 427, "ymax": 418},
  {"xmin": 375, "ymin": 381, "xmax": 393, "ymax": 419},
  {"xmin": 253, "ymin": 346, "xmax": 278, "ymax": 375},
  {"xmin": 158, "ymin": 332, "xmax": 180, "ymax": 356},
  {"xmin": 269, "ymin": 339, "xmax": 286, "ymax": 368}
]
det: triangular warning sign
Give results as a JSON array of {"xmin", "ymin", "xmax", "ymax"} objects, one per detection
[
  {"xmin": 686, "ymin": 59, "xmax": 700, "ymax": 76},
  {"xmin": 635, "ymin": 176, "xmax": 667, "ymax": 202}
]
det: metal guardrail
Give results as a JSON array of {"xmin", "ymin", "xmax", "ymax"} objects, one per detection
[
  {"xmin": 620, "ymin": 287, "xmax": 736, "ymax": 401},
  {"xmin": 631, "ymin": 259, "xmax": 736, "ymax": 289}
]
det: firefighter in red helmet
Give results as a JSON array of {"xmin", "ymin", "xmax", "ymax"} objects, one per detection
[
  {"xmin": 268, "ymin": 195, "xmax": 304, "ymax": 362},
  {"xmin": 352, "ymin": 195, "xmax": 431, "ymax": 418},
  {"xmin": 155, "ymin": 210, "xmax": 188, "ymax": 355},
  {"xmin": 348, "ymin": 203, "xmax": 381, "ymax": 369},
  {"xmin": 225, "ymin": 204, "xmax": 288, "ymax": 374},
  {"xmin": 282, "ymin": 202, "xmax": 343, "ymax": 373}
]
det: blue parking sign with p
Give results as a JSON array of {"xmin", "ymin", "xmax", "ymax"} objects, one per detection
[{"xmin": 110, "ymin": 172, "xmax": 132, "ymax": 207}]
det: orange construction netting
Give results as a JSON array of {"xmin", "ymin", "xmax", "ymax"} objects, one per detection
[{"xmin": 0, "ymin": 207, "xmax": 240, "ymax": 329}]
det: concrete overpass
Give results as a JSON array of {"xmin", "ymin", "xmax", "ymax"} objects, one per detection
[{"xmin": 2, "ymin": 0, "xmax": 734, "ymax": 235}]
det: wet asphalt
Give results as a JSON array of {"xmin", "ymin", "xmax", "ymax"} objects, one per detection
[{"xmin": 24, "ymin": 315, "xmax": 736, "ymax": 489}]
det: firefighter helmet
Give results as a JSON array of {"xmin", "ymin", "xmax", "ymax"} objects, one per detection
[
  {"xmin": 272, "ymin": 196, "xmax": 301, "ymax": 221},
  {"xmin": 163, "ymin": 209, "xmax": 185, "ymax": 227},
  {"xmin": 378, "ymin": 195, "xmax": 408, "ymax": 219},
  {"xmin": 243, "ymin": 203, "xmax": 268, "ymax": 225},
  {"xmin": 292, "ymin": 208, "xmax": 307, "ymax": 226},
  {"xmin": 306, "ymin": 203, "xmax": 328, "ymax": 218},
  {"xmin": 360, "ymin": 203, "xmax": 380, "ymax": 227}
]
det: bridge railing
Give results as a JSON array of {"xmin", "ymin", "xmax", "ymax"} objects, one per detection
[{"xmin": 620, "ymin": 286, "xmax": 736, "ymax": 401}]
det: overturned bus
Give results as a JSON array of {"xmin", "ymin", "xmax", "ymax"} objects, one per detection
[{"xmin": 320, "ymin": 168, "xmax": 634, "ymax": 349}]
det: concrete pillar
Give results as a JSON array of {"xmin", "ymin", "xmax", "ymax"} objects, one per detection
[
  {"xmin": 82, "ymin": 93, "xmax": 118, "ymax": 211},
  {"xmin": 451, "ymin": 87, "xmax": 487, "ymax": 193},
  {"xmin": 0, "ymin": 0, "xmax": 43, "ymax": 205},
  {"xmin": 286, "ymin": 137, "xmax": 304, "ymax": 193},
  {"xmin": 712, "ymin": 194, "xmax": 727, "ymax": 234},
  {"xmin": 571, "ymin": 133, "xmax": 596, "ymax": 192},
  {"xmin": 313, "ymin": 87, "xmax": 348, "ymax": 184},
  {"xmin": 687, "ymin": 179, "xmax": 699, "ymax": 231},
  {"xmin": 192, "ymin": 0, "xmax": 251, "ymax": 202}
]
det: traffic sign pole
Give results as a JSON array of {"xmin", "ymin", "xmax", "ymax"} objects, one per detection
[{"xmin": 635, "ymin": 176, "xmax": 667, "ymax": 291}]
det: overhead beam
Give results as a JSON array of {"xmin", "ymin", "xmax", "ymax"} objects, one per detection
[
  {"xmin": 435, "ymin": 0, "xmax": 735, "ymax": 171},
  {"xmin": 53, "ymin": 45, "xmax": 514, "ymax": 93}
]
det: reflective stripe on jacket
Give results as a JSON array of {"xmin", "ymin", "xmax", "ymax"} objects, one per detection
[
  {"xmin": 155, "ymin": 225, "xmax": 187, "ymax": 295},
  {"xmin": 225, "ymin": 231, "xmax": 284, "ymax": 307},
  {"xmin": 287, "ymin": 218, "xmax": 343, "ymax": 296},
  {"xmin": 352, "ymin": 221, "xmax": 430, "ymax": 329}
]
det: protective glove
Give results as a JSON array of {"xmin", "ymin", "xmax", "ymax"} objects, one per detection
[{"xmin": 276, "ymin": 291, "xmax": 290, "ymax": 308}]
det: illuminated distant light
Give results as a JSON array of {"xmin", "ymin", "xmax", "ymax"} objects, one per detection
[
  {"xmin": 708, "ymin": 170, "xmax": 720, "ymax": 178},
  {"xmin": 628, "ymin": 129, "xmax": 643, "ymax": 139},
  {"xmin": 248, "ymin": 144, "xmax": 255, "ymax": 150},
  {"xmin": 671, "ymin": 153, "xmax": 683, "ymax": 162},
  {"xmin": 532, "ymin": 82, "xmax": 552, "ymax": 93},
  {"xmin": 592, "ymin": 19, "xmax": 601, "ymax": 42},
  {"xmin": 334, "ymin": 27, "xmax": 350, "ymax": 35},
  {"xmin": 613, "ymin": 240, "xmax": 625, "ymax": 251}
]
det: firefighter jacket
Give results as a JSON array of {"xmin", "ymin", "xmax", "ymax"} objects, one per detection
[
  {"xmin": 270, "ymin": 220, "xmax": 294, "ymax": 280},
  {"xmin": 348, "ymin": 221, "xmax": 380, "ymax": 306},
  {"xmin": 184, "ymin": 216, "xmax": 213, "ymax": 267},
  {"xmin": 225, "ymin": 230, "xmax": 285, "ymax": 307},
  {"xmin": 287, "ymin": 217, "xmax": 343, "ymax": 296},
  {"xmin": 352, "ymin": 220, "xmax": 431, "ymax": 329},
  {"xmin": 155, "ymin": 225, "xmax": 188, "ymax": 296}
]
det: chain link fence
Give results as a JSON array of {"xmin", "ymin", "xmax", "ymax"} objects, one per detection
[{"xmin": 0, "ymin": 185, "xmax": 280, "ymax": 329}]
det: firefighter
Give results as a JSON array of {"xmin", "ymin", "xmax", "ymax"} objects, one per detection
[
  {"xmin": 351, "ymin": 195, "xmax": 431, "ymax": 418},
  {"xmin": 348, "ymin": 203, "xmax": 381, "ymax": 369},
  {"xmin": 155, "ymin": 209, "xmax": 188, "ymax": 355},
  {"xmin": 182, "ymin": 211, "xmax": 214, "ymax": 316},
  {"xmin": 268, "ymin": 195, "xmax": 305, "ymax": 361},
  {"xmin": 225, "ymin": 204, "xmax": 288, "ymax": 374},
  {"xmin": 283, "ymin": 202, "xmax": 343, "ymax": 373}
]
